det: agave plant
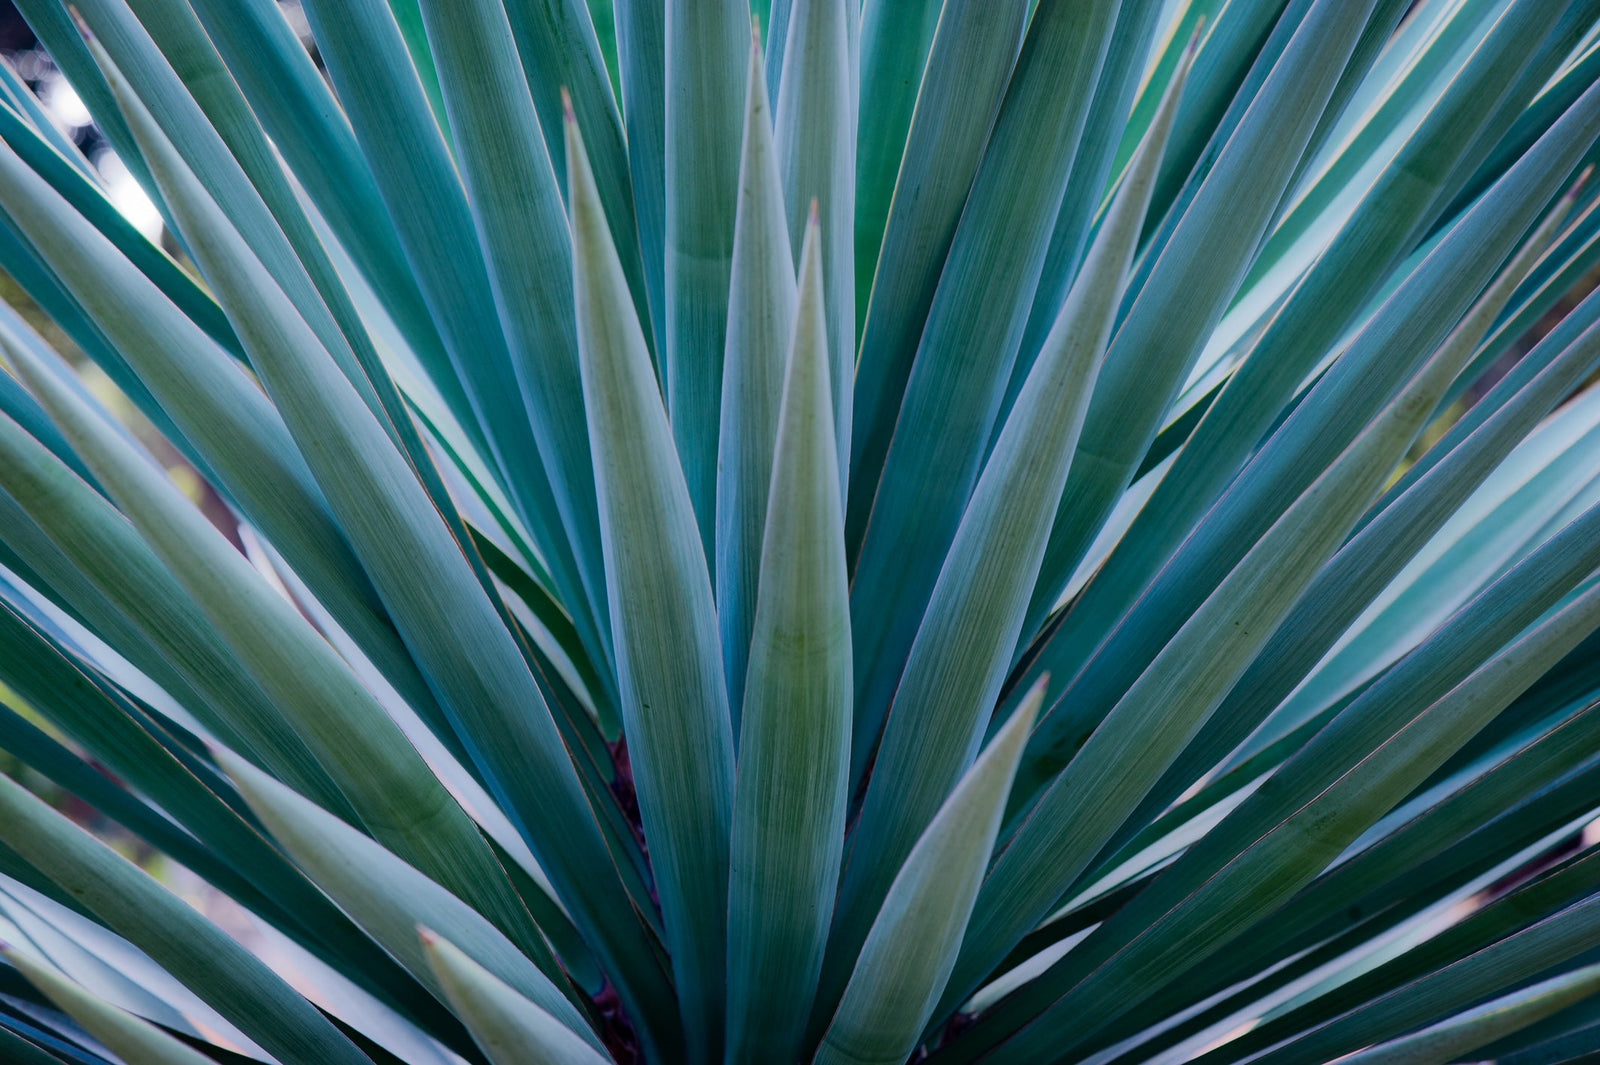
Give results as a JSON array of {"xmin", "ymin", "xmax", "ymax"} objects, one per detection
[{"xmin": 3, "ymin": 0, "xmax": 1600, "ymax": 1062}]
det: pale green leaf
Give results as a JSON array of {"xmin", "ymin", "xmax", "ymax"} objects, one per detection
[
  {"xmin": 813, "ymin": 679, "xmax": 1044, "ymax": 1065},
  {"xmin": 214, "ymin": 751, "xmax": 603, "ymax": 1054},
  {"xmin": 827, "ymin": 40, "xmax": 1191, "ymax": 1024},
  {"xmin": 2, "ymin": 946, "xmax": 221, "ymax": 1065},
  {"xmin": 725, "ymin": 212, "xmax": 849, "ymax": 1063},
  {"xmin": 2, "ymin": 324, "xmax": 560, "ymax": 992},
  {"xmin": 774, "ymin": 0, "xmax": 853, "ymax": 482},
  {"xmin": 0, "ymin": 770, "xmax": 375, "ymax": 1065},
  {"xmin": 717, "ymin": 29, "xmax": 797, "ymax": 723},
  {"xmin": 567, "ymin": 100, "xmax": 735, "ymax": 1062},
  {"xmin": 421, "ymin": 929, "xmax": 613, "ymax": 1065},
  {"xmin": 104, "ymin": 58, "xmax": 671, "ymax": 1039},
  {"xmin": 663, "ymin": 0, "xmax": 747, "ymax": 553}
]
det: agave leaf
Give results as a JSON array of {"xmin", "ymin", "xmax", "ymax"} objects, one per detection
[
  {"xmin": 0, "ymin": 124, "xmax": 469, "ymax": 763},
  {"xmin": 0, "ymin": 94, "xmax": 235, "ymax": 358},
  {"xmin": 0, "ymin": 601, "xmax": 444, "ymax": 1012},
  {"xmin": 1392, "ymin": 268, "xmax": 1600, "ymax": 517},
  {"xmin": 663, "ymin": 0, "xmax": 746, "ymax": 553},
  {"xmin": 500, "ymin": 0, "xmax": 645, "ymax": 320},
  {"xmin": 827, "ymin": 41, "xmax": 1189, "ymax": 1023},
  {"xmin": 956, "ymin": 575, "xmax": 1600, "ymax": 1064},
  {"xmin": 1142, "ymin": 0, "xmax": 1297, "ymax": 230},
  {"xmin": 214, "ymin": 751, "xmax": 603, "ymax": 1054},
  {"xmin": 0, "ymin": 406, "xmax": 350, "ymax": 815},
  {"xmin": 567, "ymin": 100, "xmax": 736, "ymax": 1061},
  {"xmin": 948, "ymin": 203, "xmax": 1525, "ymax": 1025},
  {"xmin": 3, "ymin": 329, "xmax": 561, "ymax": 990},
  {"xmin": 613, "ymin": 0, "xmax": 666, "ymax": 350},
  {"xmin": 717, "ymin": 29, "xmax": 798, "ymax": 723},
  {"xmin": 412, "ymin": 0, "xmax": 614, "ymax": 674},
  {"xmin": 1023, "ymin": 0, "xmax": 1383, "ymax": 629},
  {"xmin": 0, "ymin": 203, "xmax": 203, "ymax": 467},
  {"xmin": 774, "ymin": 0, "xmax": 853, "ymax": 480},
  {"xmin": 1025, "ymin": 0, "xmax": 1596, "ymax": 686},
  {"xmin": 1, "ymin": 946, "xmax": 223, "ymax": 1065},
  {"xmin": 852, "ymin": 0, "xmax": 941, "ymax": 330},
  {"xmin": 0, "ymin": 49, "xmax": 91, "ymax": 170},
  {"xmin": 1003, "ymin": 0, "xmax": 1166, "ymax": 420},
  {"xmin": 1208, "ymin": 829, "xmax": 1600, "ymax": 1065},
  {"xmin": 846, "ymin": 0, "xmax": 1123, "ymax": 776},
  {"xmin": 1121, "ymin": 277, "xmax": 1600, "ymax": 839},
  {"xmin": 106, "ymin": 63, "xmax": 673, "ymax": 1037},
  {"xmin": 1012, "ymin": 87, "xmax": 1600, "ymax": 800},
  {"xmin": 421, "ymin": 929, "xmax": 613, "ymax": 1065},
  {"xmin": 0, "ymin": 1023, "xmax": 65, "ymax": 1065},
  {"xmin": 847, "ymin": 0, "xmax": 1029, "ymax": 551},
  {"xmin": 1146, "ymin": 692, "xmax": 1600, "ymax": 1061},
  {"xmin": 75, "ymin": 0, "xmax": 391, "ymax": 428},
  {"xmin": 812, "ymin": 679, "xmax": 1043, "ymax": 1065},
  {"xmin": 177, "ymin": 0, "xmax": 470, "ymax": 427},
  {"xmin": 10, "ymin": 0, "xmax": 156, "ymax": 200},
  {"xmin": 1062, "ymin": 171, "xmax": 1587, "ymax": 837},
  {"xmin": 296, "ymin": 0, "xmax": 594, "ymax": 637},
  {"xmin": 1335, "ymin": 963, "xmax": 1600, "ymax": 1065},
  {"xmin": 725, "ymin": 212, "xmax": 849, "ymax": 1063},
  {"xmin": 976, "ymin": 490, "xmax": 1600, "ymax": 1056},
  {"xmin": 110, "ymin": 0, "xmax": 494, "ymax": 609},
  {"xmin": 0, "ymin": 770, "xmax": 375, "ymax": 1065},
  {"xmin": 78, "ymin": 21, "xmax": 495, "ymax": 772}
]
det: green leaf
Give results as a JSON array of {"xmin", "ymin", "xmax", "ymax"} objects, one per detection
[
  {"xmin": 947, "ymin": 204, "xmax": 1526, "ymax": 1028},
  {"xmin": 1024, "ymin": 0, "xmax": 1385, "ymax": 629},
  {"xmin": 1217, "ymin": 832, "xmax": 1600, "ymax": 1065},
  {"xmin": 500, "ymin": 0, "xmax": 650, "ymax": 343},
  {"xmin": 0, "ymin": 1023, "xmax": 66, "ymax": 1065},
  {"xmin": 717, "ymin": 28, "xmax": 797, "ymax": 724},
  {"xmin": 812, "ymin": 679, "xmax": 1043, "ymax": 1065},
  {"xmin": 956, "ymin": 575, "xmax": 1600, "ymax": 1064},
  {"xmin": 1003, "ymin": 0, "xmax": 1166, "ymax": 423},
  {"xmin": 846, "ymin": 0, "xmax": 1122, "ymax": 778},
  {"xmin": 826, "ymin": 40, "xmax": 1189, "ymax": 1025},
  {"xmin": 663, "ymin": 0, "xmax": 747, "ymax": 554},
  {"xmin": 774, "ymin": 0, "xmax": 853, "ymax": 483},
  {"xmin": 1011, "ymin": 92, "xmax": 1599, "ymax": 803},
  {"xmin": 77, "ymin": 0, "xmax": 389, "ymax": 426},
  {"xmin": 0, "ymin": 112, "xmax": 443, "ymax": 765},
  {"xmin": 1335, "ymin": 963, "xmax": 1600, "ymax": 1065},
  {"xmin": 1062, "ymin": 167, "xmax": 1600, "ymax": 844},
  {"xmin": 0, "ymin": 406, "xmax": 351, "ymax": 817},
  {"xmin": 179, "ymin": 0, "xmax": 472, "ymax": 435},
  {"xmin": 613, "ymin": 0, "xmax": 667, "ymax": 351},
  {"xmin": 1, "ymin": 946, "xmax": 224, "ymax": 1065},
  {"xmin": 0, "ymin": 602, "xmax": 456, "ymax": 1040},
  {"xmin": 214, "ymin": 751, "xmax": 602, "ymax": 1054},
  {"xmin": 0, "ymin": 92, "xmax": 236, "ymax": 359},
  {"xmin": 11, "ymin": 0, "xmax": 158, "ymax": 204},
  {"xmin": 297, "ymin": 0, "xmax": 593, "ymax": 633},
  {"xmin": 847, "ymin": 0, "xmax": 1029, "ymax": 553},
  {"xmin": 725, "ymin": 212, "xmax": 850, "ymax": 1063},
  {"xmin": 567, "ymin": 99, "xmax": 735, "ymax": 1062},
  {"xmin": 0, "ymin": 771, "xmax": 375, "ymax": 1065},
  {"xmin": 2, "ymin": 323, "xmax": 560, "ymax": 995},
  {"xmin": 852, "ymin": 0, "xmax": 942, "ymax": 334},
  {"xmin": 104, "ymin": 61, "xmax": 672, "ymax": 1040},
  {"xmin": 414, "ymin": 0, "xmax": 613, "ymax": 674},
  {"xmin": 420, "ymin": 929, "xmax": 612, "ymax": 1065},
  {"xmin": 1023, "ymin": 0, "xmax": 1594, "ymax": 683}
]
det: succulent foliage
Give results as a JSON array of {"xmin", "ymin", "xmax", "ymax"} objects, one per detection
[{"xmin": 0, "ymin": 0, "xmax": 1599, "ymax": 1063}]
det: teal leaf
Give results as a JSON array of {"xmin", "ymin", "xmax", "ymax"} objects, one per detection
[{"xmin": 567, "ymin": 98, "xmax": 735, "ymax": 1062}]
